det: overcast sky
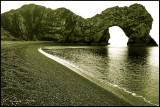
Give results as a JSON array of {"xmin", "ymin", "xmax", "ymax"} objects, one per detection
[{"xmin": 1, "ymin": 1, "xmax": 159, "ymax": 45}]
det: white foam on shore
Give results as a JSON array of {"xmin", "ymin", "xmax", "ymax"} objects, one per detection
[
  {"xmin": 38, "ymin": 48, "xmax": 158, "ymax": 106},
  {"xmin": 107, "ymin": 83, "xmax": 159, "ymax": 106}
]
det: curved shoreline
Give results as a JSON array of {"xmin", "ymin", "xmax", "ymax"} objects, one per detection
[
  {"xmin": 39, "ymin": 47, "xmax": 158, "ymax": 106},
  {"xmin": 1, "ymin": 41, "xmax": 157, "ymax": 106},
  {"xmin": 2, "ymin": 41, "xmax": 131, "ymax": 106}
]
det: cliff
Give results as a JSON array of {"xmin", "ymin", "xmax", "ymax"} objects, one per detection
[{"xmin": 1, "ymin": 3, "xmax": 158, "ymax": 46}]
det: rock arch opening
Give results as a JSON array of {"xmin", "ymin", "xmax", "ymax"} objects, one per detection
[{"xmin": 108, "ymin": 26, "xmax": 128, "ymax": 46}]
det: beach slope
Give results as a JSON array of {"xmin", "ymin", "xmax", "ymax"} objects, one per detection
[{"xmin": 1, "ymin": 41, "xmax": 132, "ymax": 106}]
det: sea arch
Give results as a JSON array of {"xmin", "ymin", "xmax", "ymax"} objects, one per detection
[{"xmin": 89, "ymin": 3, "xmax": 158, "ymax": 46}]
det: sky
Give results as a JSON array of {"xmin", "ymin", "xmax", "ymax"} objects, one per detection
[{"xmin": 1, "ymin": 1, "xmax": 159, "ymax": 45}]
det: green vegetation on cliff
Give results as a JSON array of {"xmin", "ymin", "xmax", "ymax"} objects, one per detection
[
  {"xmin": 1, "ymin": 3, "xmax": 158, "ymax": 46},
  {"xmin": 1, "ymin": 28, "xmax": 18, "ymax": 41}
]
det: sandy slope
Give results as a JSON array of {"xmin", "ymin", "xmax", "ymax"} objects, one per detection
[{"xmin": 1, "ymin": 41, "xmax": 132, "ymax": 106}]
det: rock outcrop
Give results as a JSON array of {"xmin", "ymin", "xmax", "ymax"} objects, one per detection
[{"xmin": 1, "ymin": 3, "xmax": 158, "ymax": 46}]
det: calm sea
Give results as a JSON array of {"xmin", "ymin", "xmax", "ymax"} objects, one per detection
[{"xmin": 42, "ymin": 46, "xmax": 159, "ymax": 105}]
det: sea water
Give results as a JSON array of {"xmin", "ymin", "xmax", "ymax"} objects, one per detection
[{"xmin": 42, "ymin": 46, "xmax": 159, "ymax": 105}]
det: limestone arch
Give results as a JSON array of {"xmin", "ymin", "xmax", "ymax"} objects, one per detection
[{"xmin": 92, "ymin": 3, "xmax": 158, "ymax": 46}]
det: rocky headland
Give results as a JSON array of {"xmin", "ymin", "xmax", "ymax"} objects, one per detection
[{"xmin": 1, "ymin": 3, "xmax": 158, "ymax": 46}]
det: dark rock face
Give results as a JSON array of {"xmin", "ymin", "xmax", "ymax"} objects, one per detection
[{"xmin": 1, "ymin": 3, "xmax": 158, "ymax": 46}]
